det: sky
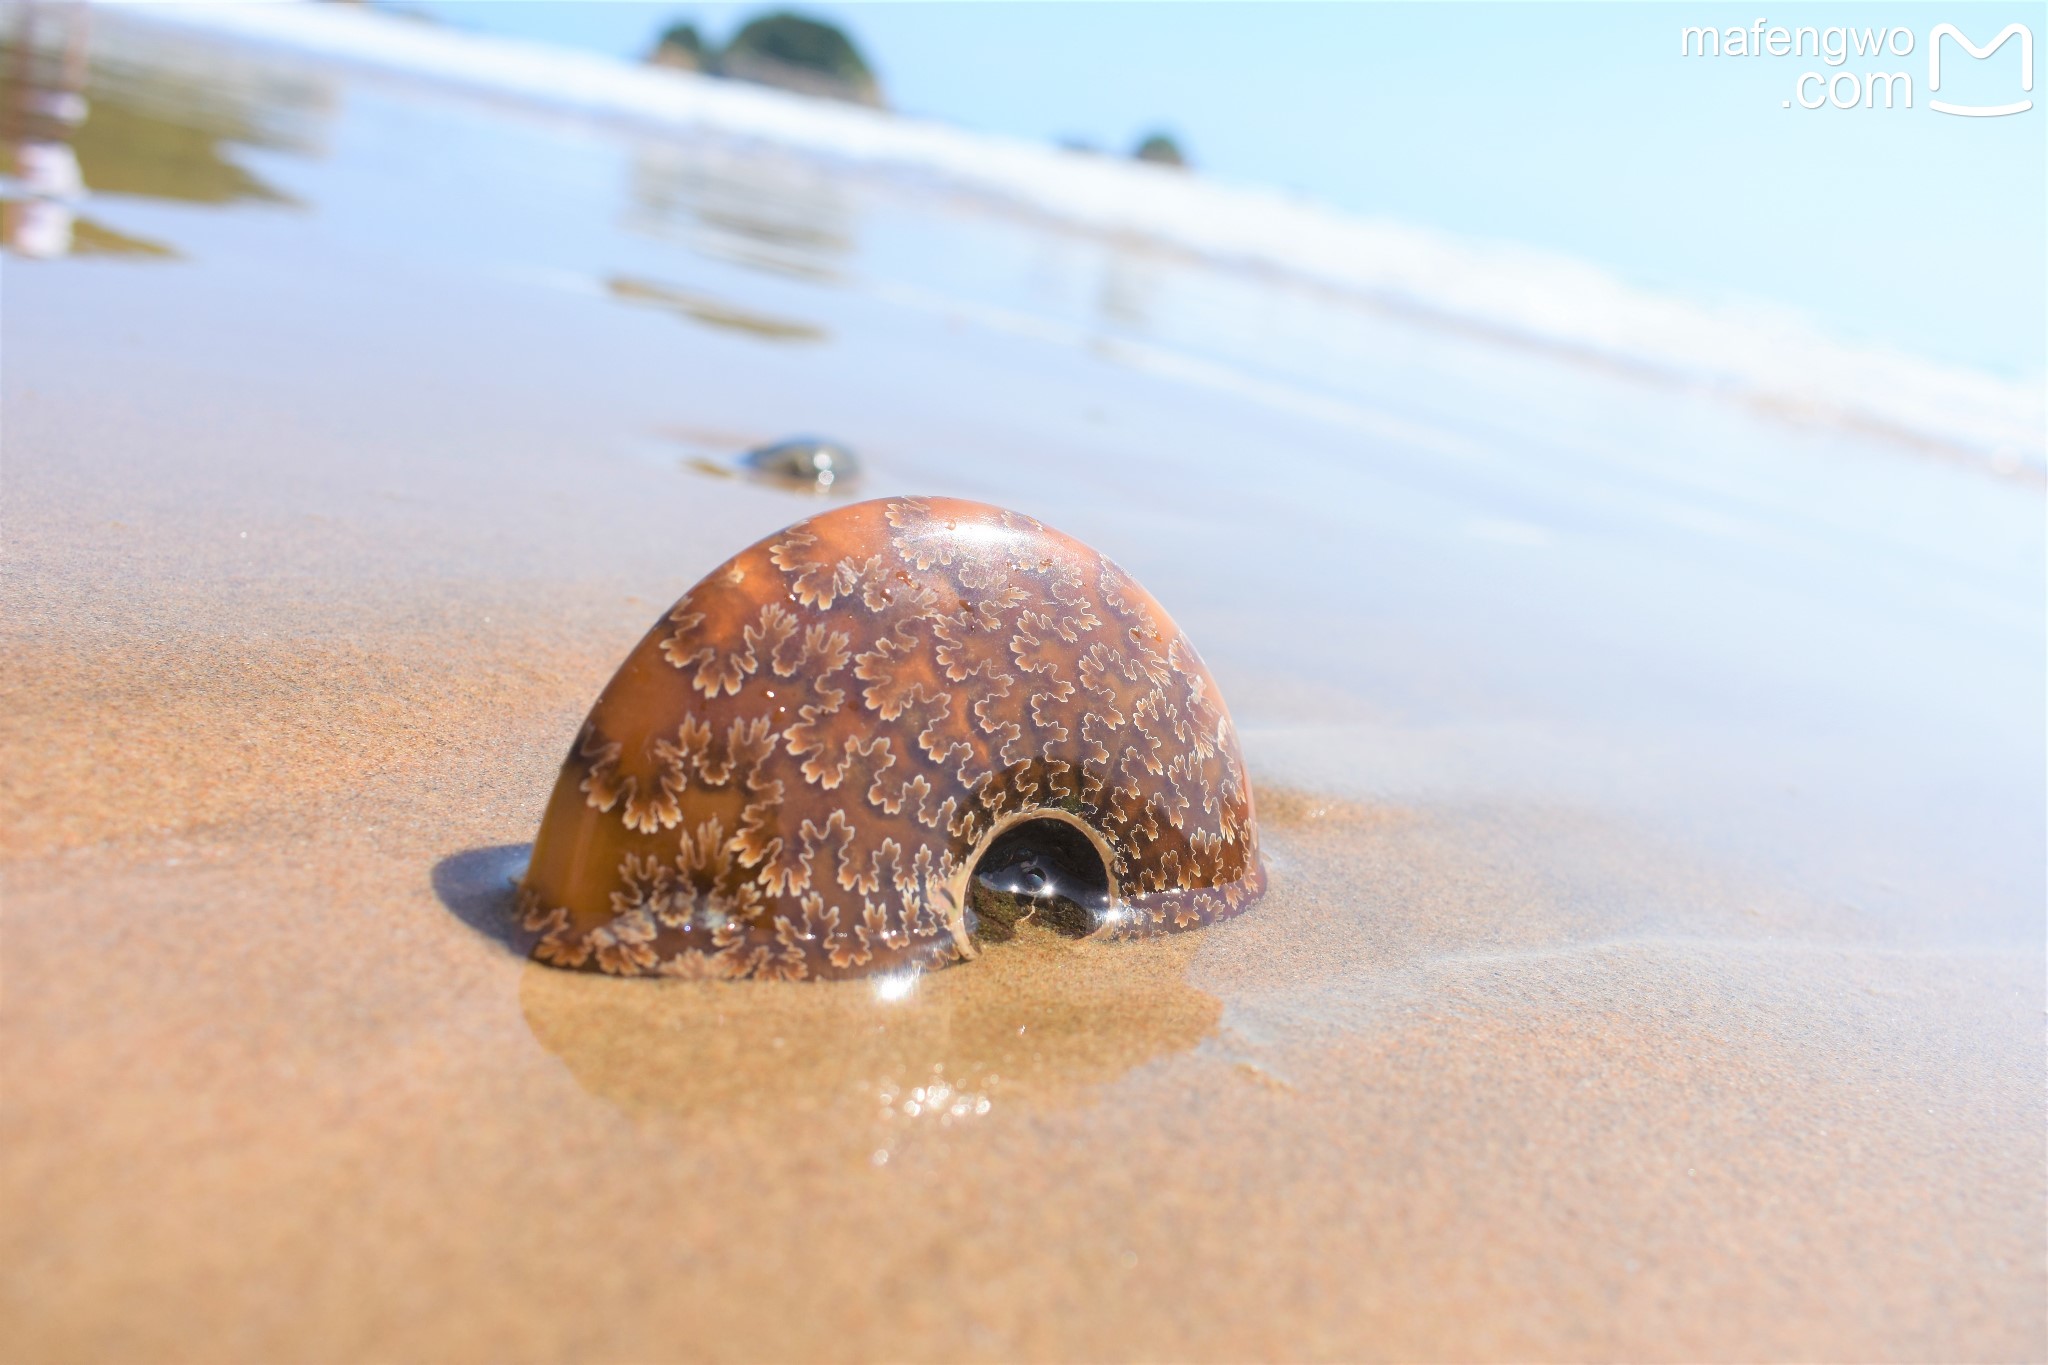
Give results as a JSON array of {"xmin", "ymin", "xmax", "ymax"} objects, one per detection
[{"xmin": 409, "ymin": 2, "xmax": 2046, "ymax": 381}]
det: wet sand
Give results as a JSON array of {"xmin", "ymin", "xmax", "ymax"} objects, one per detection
[
  {"xmin": 3, "ymin": 14, "xmax": 2043, "ymax": 1362},
  {"xmin": 5, "ymin": 617, "xmax": 2036, "ymax": 1360}
]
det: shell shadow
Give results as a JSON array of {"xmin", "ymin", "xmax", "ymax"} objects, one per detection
[{"xmin": 431, "ymin": 843, "xmax": 537, "ymax": 956}]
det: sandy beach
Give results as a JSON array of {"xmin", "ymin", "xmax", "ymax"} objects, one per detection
[{"xmin": 3, "ymin": 11, "xmax": 2043, "ymax": 1361}]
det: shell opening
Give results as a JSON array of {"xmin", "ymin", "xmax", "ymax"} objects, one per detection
[{"xmin": 965, "ymin": 817, "xmax": 1111, "ymax": 945}]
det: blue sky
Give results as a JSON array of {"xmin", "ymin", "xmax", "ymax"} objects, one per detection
[{"xmin": 412, "ymin": 2, "xmax": 2046, "ymax": 380}]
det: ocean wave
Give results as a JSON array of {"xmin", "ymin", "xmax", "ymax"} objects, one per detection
[{"xmin": 105, "ymin": 1, "xmax": 2048, "ymax": 468}]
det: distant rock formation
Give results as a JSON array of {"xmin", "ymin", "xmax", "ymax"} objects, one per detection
[
  {"xmin": 644, "ymin": 11, "xmax": 884, "ymax": 109},
  {"xmin": 649, "ymin": 22, "xmax": 708, "ymax": 73},
  {"xmin": 721, "ymin": 12, "xmax": 884, "ymax": 108},
  {"xmin": 1132, "ymin": 131, "xmax": 1188, "ymax": 169}
]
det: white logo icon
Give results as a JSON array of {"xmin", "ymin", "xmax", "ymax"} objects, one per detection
[{"xmin": 1928, "ymin": 23, "xmax": 2034, "ymax": 116}]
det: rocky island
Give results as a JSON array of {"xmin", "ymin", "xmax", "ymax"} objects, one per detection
[{"xmin": 646, "ymin": 10, "xmax": 884, "ymax": 109}]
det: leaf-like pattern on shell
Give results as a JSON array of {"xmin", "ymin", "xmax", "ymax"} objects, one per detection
[{"xmin": 520, "ymin": 497, "xmax": 1264, "ymax": 979}]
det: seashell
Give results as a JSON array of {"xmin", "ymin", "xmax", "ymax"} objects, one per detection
[
  {"xmin": 518, "ymin": 496, "xmax": 1264, "ymax": 980},
  {"xmin": 738, "ymin": 435, "xmax": 859, "ymax": 492}
]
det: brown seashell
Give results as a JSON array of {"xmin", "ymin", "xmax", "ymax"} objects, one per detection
[{"xmin": 518, "ymin": 496, "xmax": 1264, "ymax": 980}]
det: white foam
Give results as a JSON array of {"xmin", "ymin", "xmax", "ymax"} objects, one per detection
[{"xmin": 105, "ymin": 1, "xmax": 2048, "ymax": 466}]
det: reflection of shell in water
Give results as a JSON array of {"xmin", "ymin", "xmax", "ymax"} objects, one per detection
[
  {"xmin": 518, "ymin": 496, "xmax": 1264, "ymax": 980},
  {"xmin": 520, "ymin": 926, "xmax": 1222, "ymax": 1122}
]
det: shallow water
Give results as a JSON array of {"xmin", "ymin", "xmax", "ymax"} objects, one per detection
[{"xmin": 2, "ymin": 12, "xmax": 2042, "ymax": 1361}]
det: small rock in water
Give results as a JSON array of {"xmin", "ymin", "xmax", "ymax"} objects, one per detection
[{"xmin": 739, "ymin": 436, "xmax": 860, "ymax": 492}]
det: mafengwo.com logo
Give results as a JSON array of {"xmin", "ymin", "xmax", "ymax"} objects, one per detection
[{"xmin": 1681, "ymin": 19, "xmax": 2035, "ymax": 113}]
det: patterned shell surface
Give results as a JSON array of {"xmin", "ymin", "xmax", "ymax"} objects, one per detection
[{"xmin": 519, "ymin": 497, "xmax": 1264, "ymax": 980}]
